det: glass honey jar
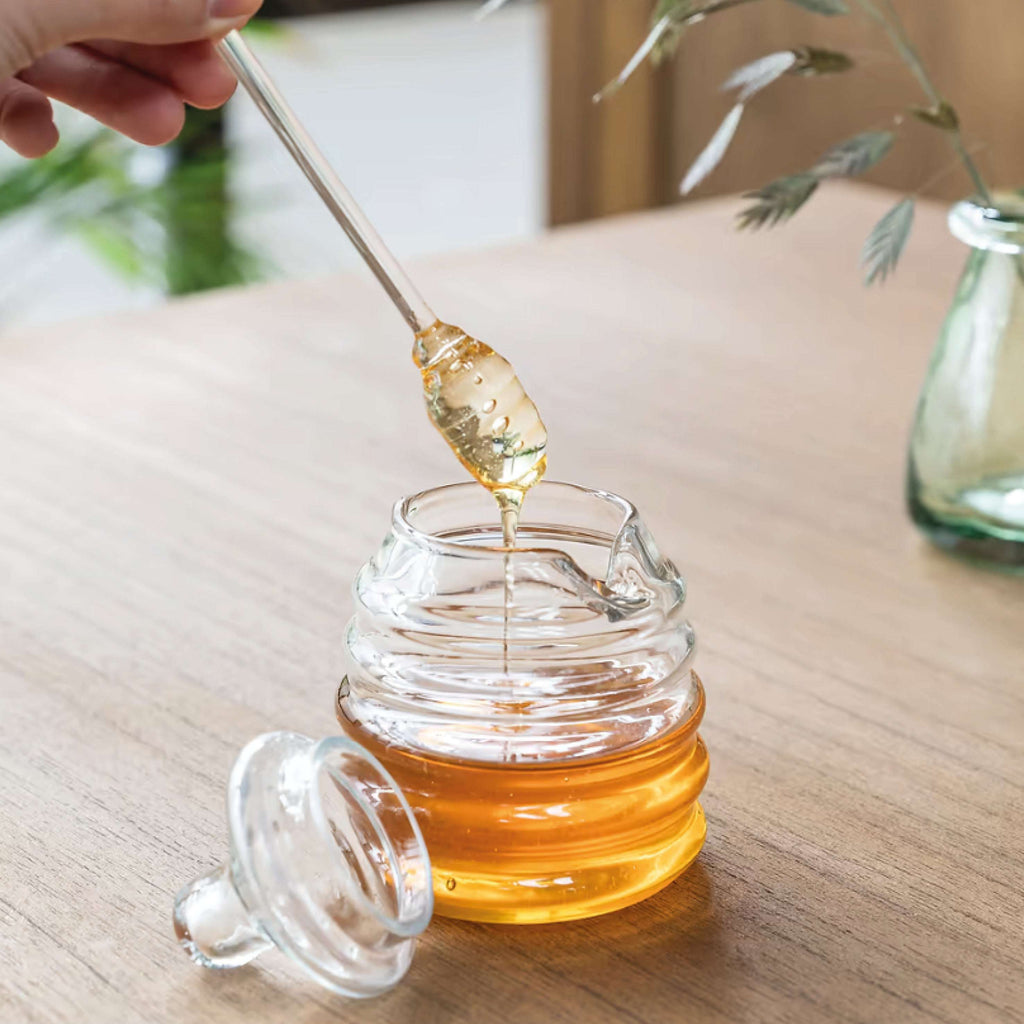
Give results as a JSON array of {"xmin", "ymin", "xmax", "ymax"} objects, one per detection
[{"xmin": 336, "ymin": 481, "xmax": 708, "ymax": 924}]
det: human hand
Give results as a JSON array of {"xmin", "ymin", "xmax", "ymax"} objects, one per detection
[{"xmin": 0, "ymin": 0, "xmax": 263, "ymax": 157}]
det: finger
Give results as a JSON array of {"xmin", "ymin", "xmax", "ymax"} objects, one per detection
[
  {"xmin": 19, "ymin": 0, "xmax": 263, "ymax": 55},
  {"xmin": 84, "ymin": 40, "xmax": 236, "ymax": 110},
  {"xmin": 0, "ymin": 78, "xmax": 58, "ymax": 157},
  {"xmin": 18, "ymin": 46, "xmax": 185, "ymax": 147}
]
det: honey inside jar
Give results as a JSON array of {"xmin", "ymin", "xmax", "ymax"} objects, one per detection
[{"xmin": 339, "ymin": 686, "xmax": 708, "ymax": 924}]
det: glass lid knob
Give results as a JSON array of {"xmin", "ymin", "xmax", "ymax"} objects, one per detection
[{"xmin": 172, "ymin": 731, "xmax": 433, "ymax": 999}]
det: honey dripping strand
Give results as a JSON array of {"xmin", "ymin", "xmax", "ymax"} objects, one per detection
[
  {"xmin": 499, "ymin": 496, "xmax": 518, "ymax": 691},
  {"xmin": 412, "ymin": 320, "xmax": 545, "ymax": 707}
]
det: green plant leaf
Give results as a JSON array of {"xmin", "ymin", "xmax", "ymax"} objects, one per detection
[
  {"xmin": 477, "ymin": 0, "xmax": 513, "ymax": 16},
  {"xmin": 681, "ymin": 103, "xmax": 744, "ymax": 194},
  {"xmin": 653, "ymin": 0, "xmax": 699, "ymax": 23},
  {"xmin": 812, "ymin": 130, "xmax": 894, "ymax": 178},
  {"xmin": 737, "ymin": 174, "xmax": 819, "ymax": 229},
  {"xmin": 679, "ymin": 47, "xmax": 808, "ymax": 193},
  {"xmin": 0, "ymin": 133, "xmax": 111, "ymax": 220},
  {"xmin": 74, "ymin": 221, "xmax": 148, "ymax": 282},
  {"xmin": 596, "ymin": 0, "xmax": 701, "ymax": 99},
  {"xmin": 784, "ymin": 0, "xmax": 849, "ymax": 14},
  {"xmin": 911, "ymin": 101, "xmax": 960, "ymax": 131},
  {"xmin": 595, "ymin": 13, "xmax": 676, "ymax": 101},
  {"xmin": 0, "ymin": 118, "xmax": 271, "ymax": 296},
  {"xmin": 791, "ymin": 46, "xmax": 854, "ymax": 75},
  {"xmin": 654, "ymin": 0, "xmax": 689, "ymax": 17},
  {"xmin": 242, "ymin": 19, "xmax": 291, "ymax": 39},
  {"xmin": 650, "ymin": 0, "xmax": 697, "ymax": 63},
  {"xmin": 862, "ymin": 197, "xmax": 915, "ymax": 285},
  {"xmin": 723, "ymin": 51, "xmax": 798, "ymax": 102}
]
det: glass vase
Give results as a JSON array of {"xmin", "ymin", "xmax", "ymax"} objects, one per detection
[{"xmin": 907, "ymin": 195, "xmax": 1024, "ymax": 565}]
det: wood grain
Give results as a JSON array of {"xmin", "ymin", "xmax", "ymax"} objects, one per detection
[{"xmin": 0, "ymin": 184, "xmax": 1021, "ymax": 1024}]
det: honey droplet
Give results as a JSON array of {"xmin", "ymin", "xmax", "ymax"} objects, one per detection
[
  {"xmin": 482, "ymin": 398, "xmax": 497, "ymax": 414},
  {"xmin": 492, "ymin": 416, "xmax": 510, "ymax": 435},
  {"xmin": 474, "ymin": 374, "xmax": 484, "ymax": 386},
  {"xmin": 445, "ymin": 877, "xmax": 457, "ymax": 891}
]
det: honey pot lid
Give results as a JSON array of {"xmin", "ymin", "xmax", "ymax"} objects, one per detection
[{"xmin": 172, "ymin": 731, "xmax": 433, "ymax": 998}]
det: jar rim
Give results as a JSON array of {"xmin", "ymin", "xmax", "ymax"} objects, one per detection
[
  {"xmin": 949, "ymin": 192, "xmax": 1024, "ymax": 254},
  {"xmin": 393, "ymin": 480, "xmax": 638, "ymax": 558}
]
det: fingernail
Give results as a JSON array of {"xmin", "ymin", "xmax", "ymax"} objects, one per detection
[{"xmin": 208, "ymin": 0, "xmax": 255, "ymax": 18}]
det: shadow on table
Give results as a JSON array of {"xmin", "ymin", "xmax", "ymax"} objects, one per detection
[
  {"xmin": 386, "ymin": 861, "xmax": 734, "ymax": 1023},
  {"xmin": 174, "ymin": 862, "xmax": 729, "ymax": 1023}
]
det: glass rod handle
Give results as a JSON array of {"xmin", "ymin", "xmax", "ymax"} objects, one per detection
[{"xmin": 217, "ymin": 30, "xmax": 436, "ymax": 335}]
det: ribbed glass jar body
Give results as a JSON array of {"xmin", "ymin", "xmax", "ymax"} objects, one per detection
[{"xmin": 338, "ymin": 482, "xmax": 708, "ymax": 924}]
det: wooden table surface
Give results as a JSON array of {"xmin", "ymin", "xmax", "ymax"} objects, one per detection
[{"xmin": 0, "ymin": 183, "xmax": 1020, "ymax": 1024}]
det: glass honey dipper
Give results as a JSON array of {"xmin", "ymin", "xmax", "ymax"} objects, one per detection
[{"xmin": 218, "ymin": 32, "xmax": 547, "ymax": 544}]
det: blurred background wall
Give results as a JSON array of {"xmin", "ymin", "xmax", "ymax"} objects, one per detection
[
  {"xmin": 2, "ymin": 0, "xmax": 1021, "ymax": 328},
  {"xmin": 0, "ymin": 0, "xmax": 545, "ymax": 328},
  {"xmin": 550, "ymin": 0, "xmax": 1024, "ymax": 224}
]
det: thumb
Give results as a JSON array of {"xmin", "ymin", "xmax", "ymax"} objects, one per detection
[{"xmin": 3, "ymin": 0, "xmax": 260, "ymax": 74}]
